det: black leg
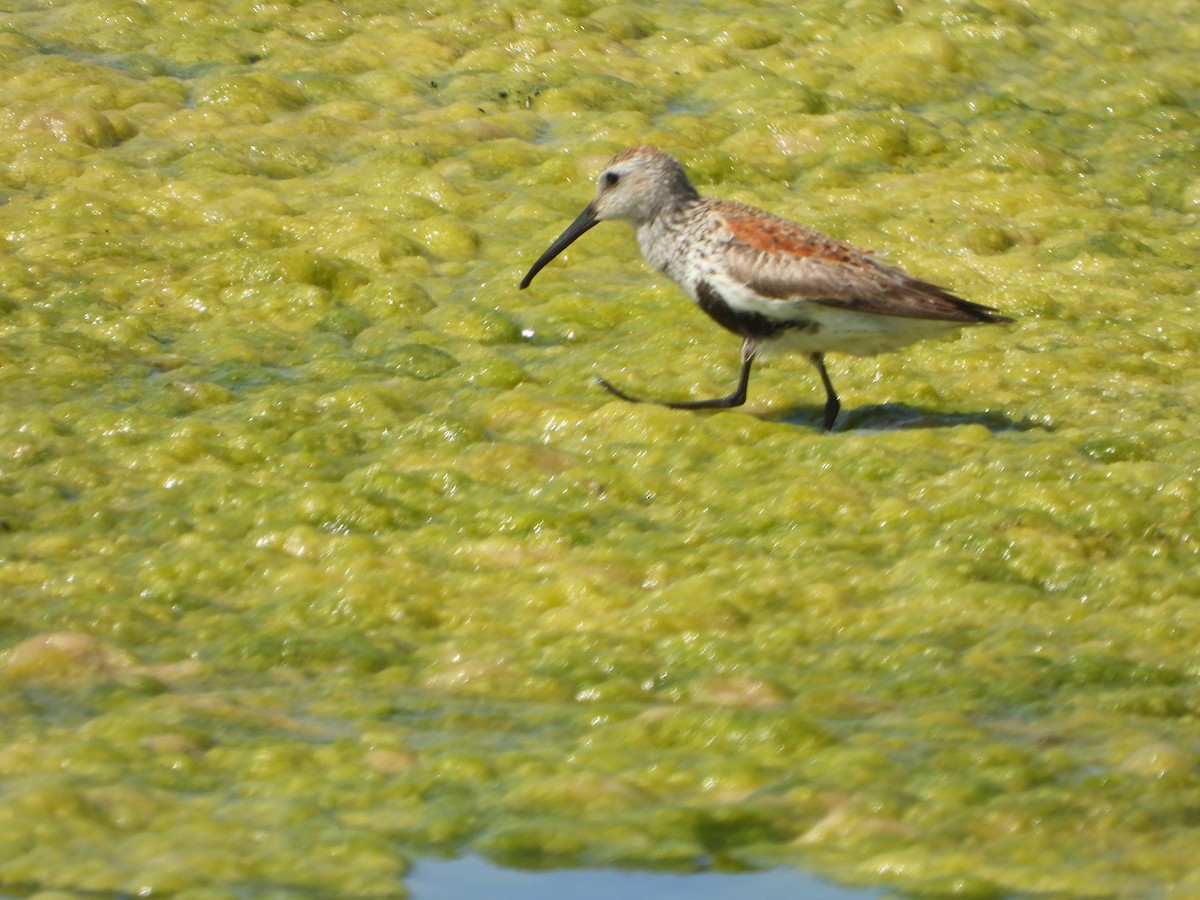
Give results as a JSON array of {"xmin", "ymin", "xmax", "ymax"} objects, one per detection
[
  {"xmin": 598, "ymin": 340, "xmax": 756, "ymax": 409},
  {"xmin": 810, "ymin": 352, "xmax": 840, "ymax": 430}
]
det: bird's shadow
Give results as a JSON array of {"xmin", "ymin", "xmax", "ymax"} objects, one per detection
[{"xmin": 771, "ymin": 402, "xmax": 1049, "ymax": 434}]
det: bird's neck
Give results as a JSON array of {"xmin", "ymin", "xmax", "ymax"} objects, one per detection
[{"xmin": 635, "ymin": 197, "xmax": 704, "ymax": 278}]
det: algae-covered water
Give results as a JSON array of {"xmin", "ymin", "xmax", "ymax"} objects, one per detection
[{"xmin": 2, "ymin": 0, "xmax": 1199, "ymax": 897}]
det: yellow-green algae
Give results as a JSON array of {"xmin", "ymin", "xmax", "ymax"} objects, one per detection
[{"xmin": 1, "ymin": 0, "xmax": 1198, "ymax": 897}]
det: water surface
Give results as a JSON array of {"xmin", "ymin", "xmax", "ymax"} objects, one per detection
[{"xmin": 1, "ymin": 0, "xmax": 1198, "ymax": 897}]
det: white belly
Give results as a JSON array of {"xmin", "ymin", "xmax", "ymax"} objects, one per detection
[
  {"xmin": 767, "ymin": 301, "xmax": 966, "ymax": 356},
  {"xmin": 705, "ymin": 277, "xmax": 968, "ymax": 356}
]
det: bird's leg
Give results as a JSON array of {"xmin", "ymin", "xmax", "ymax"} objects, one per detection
[
  {"xmin": 810, "ymin": 352, "xmax": 840, "ymax": 431},
  {"xmin": 598, "ymin": 340, "xmax": 756, "ymax": 409}
]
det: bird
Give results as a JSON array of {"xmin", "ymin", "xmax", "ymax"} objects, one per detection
[{"xmin": 519, "ymin": 146, "xmax": 1012, "ymax": 430}]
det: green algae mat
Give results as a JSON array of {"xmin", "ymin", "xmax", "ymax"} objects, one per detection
[{"xmin": 2, "ymin": 1, "xmax": 1199, "ymax": 897}]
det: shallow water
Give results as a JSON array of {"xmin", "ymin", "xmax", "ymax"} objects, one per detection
[
  {"xmin": 407, "ymin": 855, "xmax": 883, "ymax": 900},
  {"xmin": 2, "ymin": 0, "xmax": 1199, "ymax": 897}
]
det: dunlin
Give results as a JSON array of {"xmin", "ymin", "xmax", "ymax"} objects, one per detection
[{"xmin": 520, "ymin": 146, "xmax": 1012, "ymax": 430}]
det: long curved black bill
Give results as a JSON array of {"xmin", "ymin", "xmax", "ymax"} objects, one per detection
[{"xmin": 519, "ymin": 202, "xmax": 599, "ymax": 289}]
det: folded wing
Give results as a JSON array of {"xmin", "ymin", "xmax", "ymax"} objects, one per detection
[{"xmin": 712, "ymin": 200, "xmax": 1012, "ymax": 324}]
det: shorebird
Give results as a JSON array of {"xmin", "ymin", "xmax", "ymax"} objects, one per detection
[{"xmin": 519, "ymin": 146, "xmax": 1012, "ymax": 430}]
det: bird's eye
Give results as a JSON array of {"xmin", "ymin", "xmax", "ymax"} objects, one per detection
[{"xmin": 602, "ymin": 171, "xmax": 620, "ymax": 188}]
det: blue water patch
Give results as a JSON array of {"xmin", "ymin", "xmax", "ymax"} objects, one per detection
[{"xmin": 407, "ymin": 856, "xmax": 884, "ymax": 900}]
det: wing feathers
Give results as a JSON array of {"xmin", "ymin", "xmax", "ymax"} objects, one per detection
[{"xmin": 709, "ymin": 200, "xmax": 1011, "ymax": 324}]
